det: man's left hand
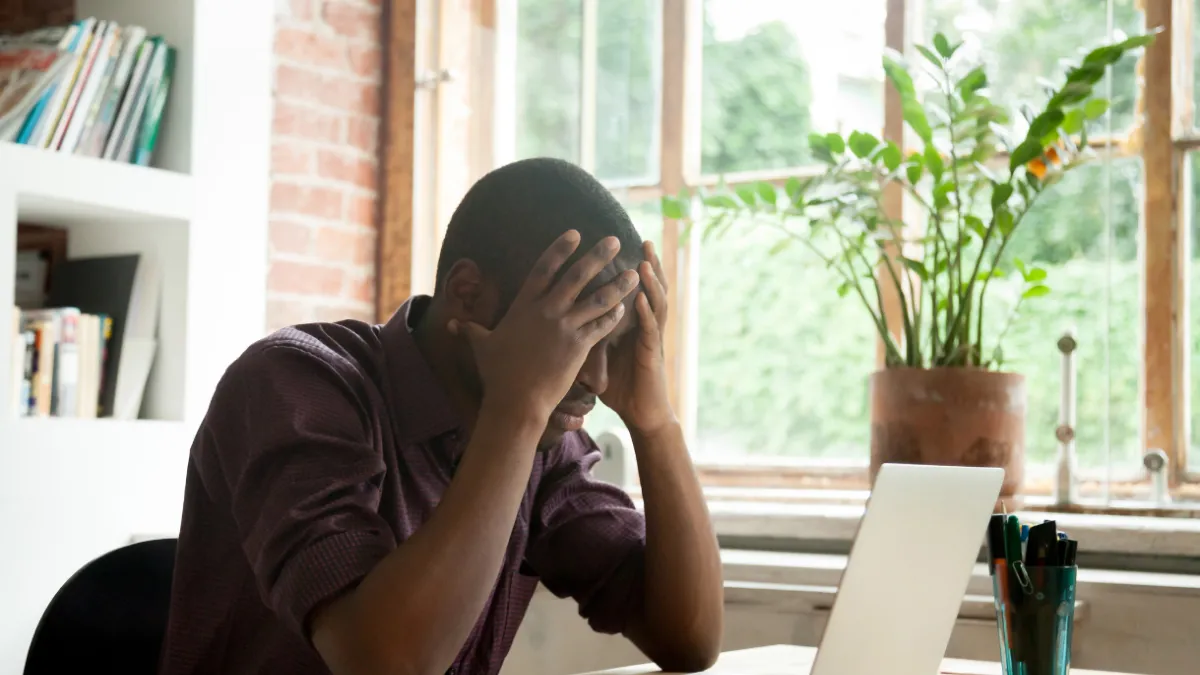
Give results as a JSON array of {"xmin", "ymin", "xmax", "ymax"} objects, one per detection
[{"xmin": 600, "ymin": 240, "xmax": 676, "ymax": 436}]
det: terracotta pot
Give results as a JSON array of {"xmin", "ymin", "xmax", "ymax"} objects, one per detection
[{"xmin": 869, "ymin": 367, "xmax": 1026, "ymax": 504}]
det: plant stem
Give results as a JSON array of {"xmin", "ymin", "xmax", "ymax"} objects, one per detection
[{"xmin": 974, "ymin": 190, "xmax": 1041, "ymax": 360}]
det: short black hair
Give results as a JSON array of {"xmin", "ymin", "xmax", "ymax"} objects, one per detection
[{"xmin": 433, "ymin": 157, "xmax": 644, "ymax": 302}]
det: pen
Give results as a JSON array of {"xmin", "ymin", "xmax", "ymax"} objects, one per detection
[{"xmin": 987, "ymin": 514, "xmax": 1006, "ymax": 575}]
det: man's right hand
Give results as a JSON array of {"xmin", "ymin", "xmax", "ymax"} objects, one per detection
[{"xmin": 448, "ymin": 230, "xmax": 637, "ymax": 421}]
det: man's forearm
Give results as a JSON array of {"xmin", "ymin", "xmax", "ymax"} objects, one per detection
[
  {"xmin": 313, "ymin": 400, "xmax": 544, "ymax": 675},
  {"xmin": 627, "ymin": 421, "xmax": 724, "ymax": 671}
]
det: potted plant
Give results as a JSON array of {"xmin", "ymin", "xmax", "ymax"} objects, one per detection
[{"xmin": 663, "ymin": 32, "xmax": 1154, "ymax": 502}]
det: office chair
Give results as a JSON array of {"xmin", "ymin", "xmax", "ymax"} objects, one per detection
[{"xmin": 23, "ymin": 537, "xmax": 177, "ymax": 675}]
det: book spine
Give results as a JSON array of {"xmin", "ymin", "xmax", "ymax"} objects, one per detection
[
  {"xmin": 63, "ymin": 22, "xmax": 121, "ymax": 153},
  {"xmin": 18, "ymin": 23, "xmax": 81, "ymax": 145},
  {"xmin": 33, "ymin": 17, "xmax": 96, "ymax": 149},
  {"xmin": 103, "ymin": 37, "xmax": 153, "ymax": 160},
  {"xmin": 133, "ymin": 46, "xmax": 175, "ymax": 167},
  {"xmin": 116, "ymin": 38, "xmax": 165, "ymax": 163},
  {"xmin": 79, "ymin": 25, "xmax": 145, "ymax": 158},
  {"xmin": 53, "ymin": 19, "xmax": 108, "ymax": 151}
]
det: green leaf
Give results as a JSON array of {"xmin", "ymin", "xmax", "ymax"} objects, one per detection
[
  {"xmin": 1009, "ymin": 138, "xmax": 1044, "ymax": 173},
  {"xmin": 957, "ymin": 66, "xmax": 987, "ymax": 101},
  {"xmin": 880, "ymin": 141, "xmax": 903, "ymax": 172},
  {"xmin": 900, "ymin": 256, "xmax": 929, "ymax": 281},
  {"xmin": 932, "ymin": 33, "xmax": 955, "ymax": 59},
  {"xmin": 825, "ymin": 132, "xmax": 846, "ymax": 154},
  {"xmin": 1013, "ymin": 257, "xmax": 1028, "ymax": 279},
  {"xmin": 809, "ymin": 133, "xmax": 835, "ymax": 163},
  {"xmin": 1026, "ymin": 267, "xmax": 1047, "ymax": 282},
  {"xmin": 661, "ymin": 196, "xmax": 685, "ymax": 220},
  {"xmin": 1084, "ymin": 98, "xmax": 1110, "ymax": 120},
  {"xmin": 1108, "ymin": 34, "xmax": 1156, "ymax": 53},
  {"xmin": 882, "ymin": 50, "xmax": 915, "ymax": 98},
  {"xmin": 836, "ymin": 280, "xmax": 853, "ymax": 297},
  {"xmin": 933, "ymin": 181, "xmax": 956, "ymax": 209},
  {"xmin": 785, "ymin": 177, "xmax": 805, "ymax": 204},
  {"xmin": 996, "ymin": 208, "xmax": 1015, "ymax": 236},
  {"xmin": 976, "ymin": 268, "xmax": 1004, "ymax": 281},
  {"xmin": 735, "ymin": 184, "xmax": 758, "ymax": 206},
  {"xmin": 903, "ymin": 99, "xmax": 933, "ymax": 142},
  {"xmin": 916, "ymin": 45, "xmax": 941, "ymax": 67},
  {"xmin": 1022, "ymin": 284, "xmax": 1051, "ymax": 299},
  {"xmin": 1026, "ymin": 109, "xmax": 1065, "ymax": 143},
  {"xmin": 924, "ymin": 145, "xmax": 944, "ymax": 182},
  {"xmin": 990, "ymin": 182, "xmax": 1014, "ymax": 209},
  {"xmin": 1082, "ymin": 45, "xmax": 1123, "ymax": 68},
  {"xmin": 848, "ymin": 131, "xmax": 880, "ymax": 159},
  {"xmin": 1061, "ymin": 109, "xmax": 1086, "ymax": 134},
  {"xmin": 906, "ymin": 163, "xmax": 923, "ymax": 184},
  {"xmin": 768, "ymin": 238, "xmax": 792, "ymax": 256},
  {"xmin": 755, "ymin": 181, "xmax": 777, "ymax": 205},
  {"xmin": 1048, "ymin": 81, "xmax": 1092, "ymax": 108},
  {"xmin": 703, "ymin": 194, "xmax": 739, "ymax": 209},
  {"xmin": 964, "ymin": 215, "xmax": 987, "ymax": 238}
]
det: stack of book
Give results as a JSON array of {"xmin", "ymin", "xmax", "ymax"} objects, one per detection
[
  {"xmin": 11, "ymin": 225, "xmax": 161, "ymax": 420},
  {"xmin": 11, "ymin": 307, "xmax": 113, "ymax": 419},
  {"xmin": 0, "ymin": 17, "xmax": 177, "ymax": 166}
]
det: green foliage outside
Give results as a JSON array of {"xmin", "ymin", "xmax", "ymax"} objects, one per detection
[{"xmin": 513, "ymin": 0, "xmax": 1200, "ymax": 470}]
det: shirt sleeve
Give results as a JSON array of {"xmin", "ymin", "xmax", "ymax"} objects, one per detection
[
  {"xmin": 525, "ymin": 430, "xmax": 647, "ymax": 635},
  {"xmin": 193, "ymin": 337, "xmax": 396, "ymax": 640}
]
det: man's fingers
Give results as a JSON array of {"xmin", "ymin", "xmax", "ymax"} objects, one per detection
[
  {"xmin": 581, "ymin": 302, "xmax": 625, "ymax": 341},
  {"xmin": 515, "ymin": 230, "xmax": 582, "ymax": 303},
  {"xmin": 639, "ymin": 260, "xmax": 668, "ymax": 328},
  {"xmin": 567, "ymin": 269, "xmax": 638, "ymax": 326},
  {"xmin": 635, "ymin": 291, "xmax": 658, "ymax": 339},
  {"xmin": 644, "ymin": 240, "xmax": 667, "ymax": 292},
  {"xmin": 548, "ymin": 236, "xmax": 622, "ymax": 306}
]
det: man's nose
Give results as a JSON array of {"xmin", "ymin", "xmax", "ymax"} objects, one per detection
[{"xmin": 575, "ymin": 343, "xmax": 609, "ymax": 396}]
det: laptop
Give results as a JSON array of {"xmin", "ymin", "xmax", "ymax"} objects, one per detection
[{"xmin": 807, "ymin": 463, "xmax": 1005, "ymax": 675}]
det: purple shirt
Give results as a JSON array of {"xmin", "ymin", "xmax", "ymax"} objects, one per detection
[{"xmin": 159, "ymin": 297, "xmax": 647, "ymax": 675}]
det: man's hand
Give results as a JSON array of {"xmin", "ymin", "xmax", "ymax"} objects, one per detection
[
  {"xmin": 600, "ymin": 240, "xmax": 675, "ymax": 435},
  {"xmin": 450, "ymin": 230, "xmax": 639, "ymax": 423}
]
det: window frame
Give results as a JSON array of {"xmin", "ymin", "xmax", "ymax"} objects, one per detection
[{"xmin": 388, "ymin": 0, "xmax": 1199, "ymax": 507}]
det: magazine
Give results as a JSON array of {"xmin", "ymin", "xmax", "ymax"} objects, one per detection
[{"xmin": 0, "ymin": 28, "xmax": 72, "ymax": 141}]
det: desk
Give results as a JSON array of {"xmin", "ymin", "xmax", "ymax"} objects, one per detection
[{"xmin": 578, "ymin": 644, "xmax": 1137, "ymax": 675}]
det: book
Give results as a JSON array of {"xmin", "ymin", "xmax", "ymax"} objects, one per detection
[
  {"xmin": 29, "ymin": 17, "xmax": 95, "ymax": 148},
  {"xmin": 0, "ymin": 26, "xmax": 74, "ymax": 140},
  {"xmin": 59, "ymin": 20, "xmax": 119, "ymax": 152},
  {"xmin": 77, "ymin": 24, "xmax": 145, "ymax": 157}
]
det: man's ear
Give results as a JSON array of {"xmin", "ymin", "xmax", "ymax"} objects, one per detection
[{"xmin": 442, "ymin": 259, "xmax": 501, "ymax": 326}]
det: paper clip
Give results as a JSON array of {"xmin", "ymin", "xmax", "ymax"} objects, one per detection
[{"xmin": 1013, "ymin": 560, "xmax": 1035, "ymax": 596}]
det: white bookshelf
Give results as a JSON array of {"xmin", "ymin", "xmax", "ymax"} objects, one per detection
[{"xmin": 0, "ymin": 0, "xmax": 274, "ymax": 669}]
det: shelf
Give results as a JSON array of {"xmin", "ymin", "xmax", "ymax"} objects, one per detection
[
  {"xmin": 6, "ymin": 416, "xmax": 191, "ymax": 456},
  {"xmin": 0, "ymin": 142, "xmax": 193, "ymax": 227}
]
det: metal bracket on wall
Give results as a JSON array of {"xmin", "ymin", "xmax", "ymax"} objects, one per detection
[{"xmin": 416, "ymin": 68, "xmax": 455, "ymax": 89}]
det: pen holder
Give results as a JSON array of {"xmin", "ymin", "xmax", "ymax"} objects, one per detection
[{"xmin": 992, "ymin": 565, "xmax": 1077, "ymax": 675}]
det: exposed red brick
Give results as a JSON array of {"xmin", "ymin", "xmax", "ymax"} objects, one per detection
[
  {"xmin": 271, "ymin": 182, "xmax": 345, "ymax": 221},
  {"xmin": 317, "ymin": 148, "xmax": 376, "ymax": 190},
  {"xmin": 347, "ymin": 44, "xmax": 382, "ymax": 79},
  {"xmin": 271, "ymin": 140, "xmax": 315, "ymax": 176},
  {"xmin": 268, "ymin": 260, "xmax": 346, "ymax": 297},
  {"xmin": 276, "ymin": 64, "xmax": 379, "ymax": 115},
  {"xmin": 344, "ymin": 272, "xmax": 376, "ymax": 304},
  {"xmin": 266, "ymin": 299, "xmax": 314, "ymax": 331},
  {"xmin": 275, "ymin": 26, "xmax": 347, "ymax": 69},
  {"xmin": 273, "ymin": 101, "xmax": 344, "ymax": 144},
  {"xmin": 314, "ymin": 225, "xmax": 375, "ymax": 266},
  {"xmin": 321, "ymin": 0, "xmax": 380, "ymax": 41},
  {"xmin": 269, "ymin": 220, "xmax": 314, "ymax": 255},
  {"xmin": 344, "ymin": 193, "xmax": 377, "ymax": 228},
  {"xmin": 347, "ymin": 116, "xmax": 378, "ymax": 154}
]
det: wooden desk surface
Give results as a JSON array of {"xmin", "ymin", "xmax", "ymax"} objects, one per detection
[{"xmin": 578, "ymin": 644, "xmax": 1135, "ymax": 675}]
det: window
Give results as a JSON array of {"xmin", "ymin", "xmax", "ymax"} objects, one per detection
[{"xmin": 420, "ymin": 0, "xmax": 1198, "ymax": 508}]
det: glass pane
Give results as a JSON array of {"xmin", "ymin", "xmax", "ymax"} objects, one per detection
[
  {"xmin": 1191, "ymin": 154, "xmax": 1200, "ymax": 461},
  {"xmin": 694, "ymin": 222, "xmax": 876, "ymax": 461},
  {"xmin": 700, "ymin": 0, "xmax": 886, "ymax": 175},
  {"xmin": 511, "ymin": 0, "xmax": 661, "ymax": 183},
  {"xmin": 514, "ymin": 0, "xmax": 581, "ymax": 163},
  {"xmin": 924, "ymin": 0, "xmax": 1142, "ymax": 133},
  {"xmin": 583, "ymin": 196, "xmax": 664, "ymax": 438},
  {"xmin": 595, "ymin": 0, "xmax": 661, "ymax": 184},
  {"xmin": 984, "ymin": 157, "xmax": 1142, "ymax": 472}
]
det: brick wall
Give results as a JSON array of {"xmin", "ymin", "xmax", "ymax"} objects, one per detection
[
  {"xmin": 0, "ymin": 0, "xmax": 384, "ymax": 333},
  {"xmin": 268, "ymin": 0, "xmax": 382, "ymax": 331}
]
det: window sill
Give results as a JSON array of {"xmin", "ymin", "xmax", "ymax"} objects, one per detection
[{"xmin": 697, "ymin": 497, "xmax": 1200, "ymax": 559}]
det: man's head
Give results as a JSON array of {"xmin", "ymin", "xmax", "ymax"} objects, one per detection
[{"xmin": 432, "ymin": 158, "xmax": 645, "ymax": 448}]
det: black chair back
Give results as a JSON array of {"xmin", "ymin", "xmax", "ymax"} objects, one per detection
[{"xmin": 23, "ymin": 538, "xmax": 177, "ymax": 675}]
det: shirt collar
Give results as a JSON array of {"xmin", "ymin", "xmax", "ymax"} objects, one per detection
[{"xmin": 379, "ymin": 296, "xmax": 463, "ymax": 444}]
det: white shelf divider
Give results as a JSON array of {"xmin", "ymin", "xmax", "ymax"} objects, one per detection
[{"xmin": 0, "ymin": 0, "xmax": 274, "ymax": 669}]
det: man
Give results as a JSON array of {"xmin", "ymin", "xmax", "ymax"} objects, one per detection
[{"xmin": 160, "ymin": 158, "xmax": 724, "ymax": 675}]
